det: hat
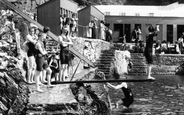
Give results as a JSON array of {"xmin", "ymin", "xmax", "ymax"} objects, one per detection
[
  {"xmin": 30, "ymin": 23, "xmax": 38, "ymax": 29},
  {"xmin": 148, "ymin": 26, "xmax": 155, "ymax": 32}
]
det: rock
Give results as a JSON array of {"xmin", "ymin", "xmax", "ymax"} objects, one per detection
[{"xmin": 70, "ymin": 70, "xmax": 110, "ymax": 115}]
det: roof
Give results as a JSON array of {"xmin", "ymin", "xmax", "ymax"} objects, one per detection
[
  {"xmin": 95, "ymin": 2, "xmax": 184, "ymax": 17},
  {"xmin": 78, "ymin": 5, "xmax": 104, "ymax": 15}
]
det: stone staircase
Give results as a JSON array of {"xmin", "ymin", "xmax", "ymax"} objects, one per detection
[
  {"xmin": 95, "ymin": 49, "xmax": 115, "ymax": 77},
  {"xmin": 96, "ymin": 51, "xmax": 148, "ymax": 76},
  {"xmin": 128, "ymin": 53, "xmax": 147, "ymax": 75}
]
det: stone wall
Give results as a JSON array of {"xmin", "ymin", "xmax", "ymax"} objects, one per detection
[
  {"xmin": 71, "ymin": 39, "xmax": 184, "ymax": 75},
  {"xmin": 152, "ymin": 54, "xmax": 184, "ymax": 75},
  {"xmin": 70, "ymin": 37, "xmax": 111, "ymax": 71}
]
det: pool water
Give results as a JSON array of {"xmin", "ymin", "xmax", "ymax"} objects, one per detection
[{"xmin": 109, "ymin": 75, "xmax": 184, "ymax": 115}]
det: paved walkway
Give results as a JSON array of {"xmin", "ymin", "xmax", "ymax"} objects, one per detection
[{"xmin": 28, "ymin": 68, "xmax": 95, "ymax": 104}]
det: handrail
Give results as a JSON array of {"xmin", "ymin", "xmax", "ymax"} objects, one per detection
[{"xmin": 1, "ymin": 0, "xmax": 95, "ymax": 67}]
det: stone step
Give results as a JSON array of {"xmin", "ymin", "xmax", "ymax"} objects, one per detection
[
  {"xmin": 96, "ymin": 59, "xmax": 114, "ymax": 62},
  {"xmin": 129, "ymin": 68, "xmax": 147, "ymax": 73},
  {"xmin": 26, "ymin": 103, "xmax": 79, "ymax": 115},
  {"xmin": 131, "ymin": 61, "xmax": 147, "ymax": 66},
  {"xmin": 97, "ymin": 69, "xmax": 110, "ymax": 72},
  {"xmin": 97, "ymin": 64, "xmax": 111, "ymax": 68},
  {"xmin": 27, "ymin": 111, "xmax": 79, "ymax": 115},
  {"xmin": 131, "ymin": 54, "xmax": 145, "ymax": 58},
  {"xmin": 128, "ymin": 72, "xmax": 147, "ymax": 75},
  {"xmin": 99, "ymin": 55, "xmax": 114, "ymax": 58},
  {"xmin": 97, "ymin": 67, "xmax": 111, "ymax": 71}
]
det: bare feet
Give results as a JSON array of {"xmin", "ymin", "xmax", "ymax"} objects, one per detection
[
  {"xmin": 148, "ymin": 76, "xmax": 155, "ymax": 80},
  {"xmin": 39, "ymin": 82, "xmax": 46, "ymax": 86},
  {"xmin": 47, "ymin": 84, "xmax": 55, "ymax": 88},
  {"xmin": 36, "ymin": 88, "xmax": 43, "ymax": 93}
]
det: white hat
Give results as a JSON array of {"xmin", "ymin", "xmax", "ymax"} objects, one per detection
[{"xmin": 30, "ymin": 23, "xmax": 38, "ymax": 29}]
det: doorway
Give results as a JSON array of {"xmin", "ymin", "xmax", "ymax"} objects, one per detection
[
  {"xmin": 177, "ymin": 25, "xmax": 184, "ymax": 40},
  {"xmin": 114, "ymin": 24, "xmax": 123, "ymax": 37},
  {"xmin": 167, "ymin": 25, "xmax": 173, "ymax": 43},
  {"xmin": 124, "ymin": 24, "xmax": 131, "ymax": 43}
]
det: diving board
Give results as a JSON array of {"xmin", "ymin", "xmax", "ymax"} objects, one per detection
[
  {"xmin": 0, "ymin": 0, "xmax": 95, "ymax": 68},
  {"xmin": 52, "ymin": 78, "xmax": 155, "ymax": 84}
]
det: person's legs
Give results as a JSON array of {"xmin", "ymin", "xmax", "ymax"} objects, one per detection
[
  {"xmin": 147, "ymin": 64, "xmax": 155, "ymax": 79},
  {"xmin": 41, "ymin": 70, "xmax": 47, "ymax": 83},
  {"xmin": 27, "ymin": 56, "xmax": 35, "ymax": 83},
  {"xmin": 62, "ymin": 64, "xmax": 68, "ymax": 81},
  {"xmin": 59, "ymin": 64, "xmax": 64, "ymax": 81},
  {"xmin": 45, "ymin": 67, "xmax": 53, "ymax": 86},
  {"xmin": 115, "ymin": 99, "xmax": 124, "ymax": 108},
  {"xmin": 145, "ymin": 50, "xmax": 155, "ymax": 79},
  {"xmin": 35, "ymin": 70, "xmax": 43, "ymax": 92}
]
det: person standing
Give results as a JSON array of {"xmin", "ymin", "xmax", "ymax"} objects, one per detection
[
  {"xmin": 41, "ymin": 26, "xmax": 50, "ymax": 83},
  {"xmin": 92, "ymin": 19, "xmax": 97, "ymax": 39},
  {"xmin": 34, "ymin": 32, "xmax": 53, "ymax": 92},
  {"xmin": 58, "ymin": 27, "xmax": 73, "ymax": 81},
  {"xmin": 99, "ymin": 20, "xmax": 106, "ymax": 40},
  {"xmin": 25, "ymin": 25, "xmax": 38, "ymax": 83},
  {"xmin": 144, "ymin": 25, "xmax": 159, "ymax": 80},
  {"xmin": 87, "ymin": 20, "xmax": 93, "ymax": 38}
]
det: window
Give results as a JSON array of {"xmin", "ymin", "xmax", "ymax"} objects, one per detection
[
  {"xmin": 105, "ymin": 12, "xmax": 110, "ymax": 15},
  {"xmin": 135, "ymin": 13, "xmax": 140, "ymax": 16},
  {"xmin": 119, "ymin": 12, "xmax": 126, "ymax": 16},
  {"xmin": 148, "ymin": 13, "xmax": 154, "ymax": 16}
]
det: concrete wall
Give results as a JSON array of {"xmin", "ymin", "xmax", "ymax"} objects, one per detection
[{"xmin": 105, "ymin": 15, "xmax": 184, "ymax": 43}]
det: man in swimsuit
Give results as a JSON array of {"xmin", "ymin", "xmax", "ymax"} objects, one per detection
[
  {"xmin": 34, "ymin": 32, "xmax": 52, "ymax": 92},
  {"xmin": 144, "ymin": 25, "xmax": 159, "ymax": 80}
]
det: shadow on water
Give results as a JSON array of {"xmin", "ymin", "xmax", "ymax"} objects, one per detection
[{"xmin": 107, "ymin": 75, "xmax": 184, "ymax": 115}]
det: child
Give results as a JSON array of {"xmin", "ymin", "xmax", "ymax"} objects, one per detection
[
  {"xmin": 48, "ymin": 54, "xmax": 60, "ymax": 82},
  {"xmin": 106, "ymin": 82, "xmax": 134, "ymax": 109}
]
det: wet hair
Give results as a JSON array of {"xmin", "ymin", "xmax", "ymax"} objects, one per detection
[
  {"xmin": 148, "ymin": 26, "xmax": 155, "ymax": 32},
  {"xmin": 43, "ymin": 26, "xmax": 50, "ymax": 33}
]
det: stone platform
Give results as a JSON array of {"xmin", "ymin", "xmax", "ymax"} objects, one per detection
[{"xmin": 27, "ymin": 68, "xmax": 97, "ymax": 114}]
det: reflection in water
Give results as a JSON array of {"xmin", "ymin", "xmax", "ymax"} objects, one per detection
[{"xmin": 108, "ymin": 75, "xmax": 184, "ymax": 115}]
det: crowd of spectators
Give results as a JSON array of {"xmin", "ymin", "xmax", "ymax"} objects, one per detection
[
  {"xmin": 60, "ymin": 13, "xmax": 78, "ymax": 37},
  {"xmin": 86, "ymin": 19, "xmax": 112, "ymax": 42}
]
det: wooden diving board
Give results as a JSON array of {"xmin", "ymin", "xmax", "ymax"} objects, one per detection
[
  {"xmin": 52, "ymin": 79, "xmax": 155, "ymax": 84},
  {"xmin": 0, "ymin": 0, "xmax": 95, "ymax": 68}
]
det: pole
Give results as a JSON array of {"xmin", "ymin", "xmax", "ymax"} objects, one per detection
[{"xmin": 70, "ymin": 59, "xmax": 81, "ymax": 81}]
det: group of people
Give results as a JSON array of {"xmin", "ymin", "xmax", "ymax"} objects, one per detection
[
  {"xmin": 24, "ymin": 24, "xmax": 73, "ymax": 92},
  {"xmin": 86, "ymin": 20, "xmax": 112, "ymax": 42},
  {"xmin": 60, "ymin": 13, "xmax": 78, "ymax": 37}
]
